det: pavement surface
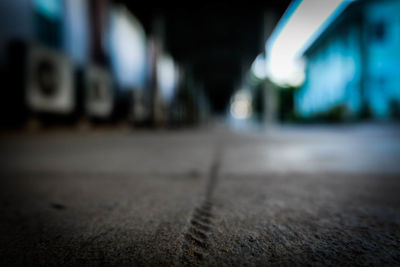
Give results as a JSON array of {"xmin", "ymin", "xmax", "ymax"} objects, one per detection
[{"xmin": 0, "ymin": 123, "xmax": 400, "ymax": 266}]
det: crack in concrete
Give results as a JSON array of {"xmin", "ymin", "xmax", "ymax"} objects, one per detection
[{"xmin": 180, "ymin": 146, "xmax": 223, "ymax": 265}]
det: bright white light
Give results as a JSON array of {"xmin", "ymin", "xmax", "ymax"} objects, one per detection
[
  {"xmin": 157, "ymin": 54, "xmax": 176, "ymax": 102},
  {"xmin": 230, "ymin": 91, "xmax": 252, "ymax": 120},
  {"xmin": 251, "ymin": 54, "xmax": 268, "ymax": 80},
  {"xmin": 266, "ymin": 0, "xmax": 350, "ymax": 86},
  {"xmin": 109, "ymin": 6, "xmax": 147, "ymax": 89}
]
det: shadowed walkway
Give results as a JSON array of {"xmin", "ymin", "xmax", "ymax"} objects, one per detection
[{"xmin": 0, "ymin": 124, "xmax": 399, "ymax": 266}]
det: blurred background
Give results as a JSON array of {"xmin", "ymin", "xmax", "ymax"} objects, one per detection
[
  {"xmin": 0, "ymin": 0, "xmax": 399, "ymax": 129},
  {"xmin": 0, "ymin": 0, "xmax": 400, "ymax": 265}
]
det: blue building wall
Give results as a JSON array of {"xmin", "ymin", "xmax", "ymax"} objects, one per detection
[
  {"xmin": 296, "ymin": 0, "xmax": 400, "ymax": 119},
  {"xmin": 363, "ymin": 0, "xmax": 400, "ymax": 117},
  {"xmin": 0, "ymin": 0, "xmax": 90, "ymax": 67},
  {"xmin": 296, "ymin": 22, "xmax": 362, "ymax": 117}
]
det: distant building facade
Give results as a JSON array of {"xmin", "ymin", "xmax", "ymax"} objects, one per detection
[{"xmin": 296, "ymin": 0, "xmax": 400, "ymax": 119}]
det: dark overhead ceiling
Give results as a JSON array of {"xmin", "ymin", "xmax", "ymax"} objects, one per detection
[{"xmin": 116, "ymin": 1, "xmax": 291, "ymax": 112}]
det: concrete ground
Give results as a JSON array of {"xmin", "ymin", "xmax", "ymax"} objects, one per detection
[{"xmin": 0, "ymin": 123, "xmax": 399, "ymax": 266}]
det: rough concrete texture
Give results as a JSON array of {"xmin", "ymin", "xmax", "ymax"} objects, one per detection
[{"xmin": 0, "ymin": 124, "xmax": 399, "ymax": 266}]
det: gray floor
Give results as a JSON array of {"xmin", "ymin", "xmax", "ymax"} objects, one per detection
[{"xmin": 0, "ymin": 123, "xmax": 399, "ymax": 266}]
